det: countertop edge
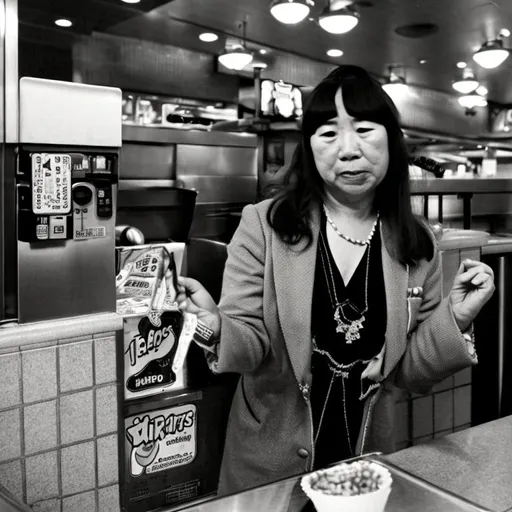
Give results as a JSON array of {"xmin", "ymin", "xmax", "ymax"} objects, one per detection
[{"xmin": 0, "ymin": 312, "xmax": 123, "ymax": 348}]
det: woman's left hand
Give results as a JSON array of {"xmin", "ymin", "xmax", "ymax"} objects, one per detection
[{"xmin": 449, "ymin": 259, "xmax": 495, "ymax": 332}]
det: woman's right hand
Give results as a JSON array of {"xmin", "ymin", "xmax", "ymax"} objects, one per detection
[{"xmin": 177, "ymin": 277, "xmax": 221, "ymax": 339}]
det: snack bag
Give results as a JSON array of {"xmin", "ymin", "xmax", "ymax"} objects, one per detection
[{"xmin": 117, "ymin": 244, "xmax": 191, "ymax": 400}]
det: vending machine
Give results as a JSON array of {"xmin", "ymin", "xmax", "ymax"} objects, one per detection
[{"xmin": 12, "ymin": 77, "xmax": 122, "ymax": 323}]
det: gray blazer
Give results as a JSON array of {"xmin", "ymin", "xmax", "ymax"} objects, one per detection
[{"xmin": 209, "ymin": 199, "xmax": 475, "ymax": 496}]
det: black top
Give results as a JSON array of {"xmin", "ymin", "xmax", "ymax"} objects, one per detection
[{"xmin": 311, "ymin": 215, "xmax": 387, "ymax": 469}]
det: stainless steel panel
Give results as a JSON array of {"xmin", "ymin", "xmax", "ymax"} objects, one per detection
[
  {"xmin": 122, "ymin": 125, "xmax": 257, "ymax": 148},
  {"xmin": 176, "ymin": 145, "xmax": 257, "ymax": 178},
  {"xmin": 19, "ymin": 78, "xmax": 122, "ymax": 147},
  {"xmin": 5, "ymin": 0, "xmax": 17, "ymax": 144},
  {"xmin": 17, "ymin": 189, "xmax": 117, "ymax": 324},
  {"xmin": 120, "ymin": 143, "xmax": 175, "ymax": 180},
  {"xmin": 179, "ymin": 176, "xmax": 257, "ymax": 204},
  {"xmin": 119, "ymin": 179, "xmax": 180, "ymax": 190}
]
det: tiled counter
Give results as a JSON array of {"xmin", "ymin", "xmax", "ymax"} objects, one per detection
[
  {"xmin": 393, "ymin": 232, "xmax": 487, "ymax": 449},
  {"xmin": 0, "ymin": 313, "xmax": 123, "ymax": 512}
]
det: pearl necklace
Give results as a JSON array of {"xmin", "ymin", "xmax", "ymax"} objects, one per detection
[{"xmin": 323, "ymin": 204, "xmax": 380, "ymax": 246}]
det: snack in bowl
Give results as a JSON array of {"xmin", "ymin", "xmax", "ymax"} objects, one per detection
[{"xmin": 300, "ymin": 460, "xmax": 392, "ymax": 512}]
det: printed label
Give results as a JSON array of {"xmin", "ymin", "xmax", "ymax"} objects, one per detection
[
  {"xmin": 74, "ymin": 226, "xmax": 106, "ymax": 240},
  {"xmin": 32, "ymin": 153, "xmax": 71, "ymax": 215},
  {"xmin": 126, "ymin": 404, "xmax": 197, "ymax": 477},
  {"xmin": 124, "ymin": 313, "xmax": 181, "ymax": 394}
]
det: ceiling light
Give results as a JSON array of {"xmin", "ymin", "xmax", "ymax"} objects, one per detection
[
  {"xmin": 500, "ymin": 28, "xmax": 510, "ymax": 38},
  {"xmin": 219, "ymin": 46, "xmax": 253, "ymax": 70},
  {"xmin": 55, "ymin": 19, "xmax": 72, "ymax": 27},
  {"xmin": 319, "ymin": 3, "xmax": 359, "ymax": 34},
  {"xmin": 452, "ymin": 68, "xmax": 479, "ymax": 94},
  {"xmin": 199, "ymin": 33, "xmax": 218, "ymax": 42},
  {"xmin": 476, "ymin": 85, "xmax": 488, "ymax": 96},
  {"xmin": 327, "ymin": 49, "xmax": 343, "ymax": 57},
  {"xmin": 259, "ymin": 49, "xmax": 267, "ymax": 54},
  {"xmin": 457, "ymin": 61, "xmax": 467, "ymax": 69},
  {"xmin": 419, "ymin": 59, "xmax": 427, "ymax": 64},
  {"xmin": 270, "ymin": 0, "xmax": 313, "ymax": 25},
  {"xmin": 382, "ymin": 71, "xmax": 407, "ymax": 96},
  {"xmin": 458, "ymin": 94, "xmax": 488, "ymax": 109},
  {"xmin": 218, "ymin": 19, "xmax": 253, "ymax": 71},
  {"xmin": 121, "ymin": 0, "xmax": 141, "ymax": 3},
  {"xmin": 473, "ymin": 39, "xmax": 510, "ymax": 69}
]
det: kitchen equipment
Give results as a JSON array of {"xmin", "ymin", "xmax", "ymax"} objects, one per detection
[
  {"xmin": 13, "ymin": 78, "xmax": 121, "ymax": 323},
  {"xmin": 115, "ymin": 225, "xmax": 145, "ymax": 246},
  {"xmin": 122, "ymin": 385, "xmax": 233, "ymax": 512},
  {"xmin": 117, "ymin": 187, "xmax": 197, "ymax": 243},
  {"xmin": 184, "ymin": 238, "xmax": 227, "ymax": 303}
]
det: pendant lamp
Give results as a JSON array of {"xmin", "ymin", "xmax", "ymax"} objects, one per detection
[
  {"xmin": 452, "ymin": 68, "xmax": 479, "ymax": 94},
  {"xmin": 270, "ymin": 0, "xmax": 314, "ymax": 25},
  {"xmin": 458, "ymin": 95, "xmax": 487, "ymax": 109},
  {"xmin": 473, "ymin": 39, "xmax": 509, "ymax": 69},
  {"xmin": 382, "ymin": 67, "xmax": 407, "ymax": 96},
  {"xmin": 218, "ymin": 20, "xmax": 253, "ymax": 71},
  {"xmin": 319, "ymin": 1, "xmax": 359, "ymax": 34}
]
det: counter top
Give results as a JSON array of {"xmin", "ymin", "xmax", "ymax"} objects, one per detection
[
  {"xmin": 0, "ymin": 312, "xmax": 122, "ymax": 349},
  {"xmin": 385, "ymin": 416, "xmax": 512, "ymax": 512},
  {"xmin": 170, "ymin": 417, "xmax": 512, "ymax": 512},
  {"xmin": 410, "ymin": 178, "xmax": 512, "ymax": 195}
]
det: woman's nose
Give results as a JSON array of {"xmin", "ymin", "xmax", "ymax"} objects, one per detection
[{"xmin": 338, "ymin": 132, "xmax": 362, "ymax": 161}]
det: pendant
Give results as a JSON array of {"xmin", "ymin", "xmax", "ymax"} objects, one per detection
[{"xmin": 334, "ymin": 303, "xmax": 365, "ymax": 343}]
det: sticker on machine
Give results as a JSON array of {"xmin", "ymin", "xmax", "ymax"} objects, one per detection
[
  {"xmin": 125, "ymin": 404, "xmax": 197, "ymax": 477},
  {"xmin": 74, "ymin": 226, "xmax": 106, "ymax": 240},
  {"xmin": 32, "ymin": 153, "xmax": 71, "ymax": 215}
]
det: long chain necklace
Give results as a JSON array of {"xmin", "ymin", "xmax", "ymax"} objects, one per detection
[
  {"xmin": 319, "ymin": 231, "xmax": 371, "ymax": 343},
  {"xmin": 313, "ymin": 219, "xmax": 381, "ymax": 455},
  {"xmin": 323, "ymin": 204, "xmax": 379, "ymax": 246}
]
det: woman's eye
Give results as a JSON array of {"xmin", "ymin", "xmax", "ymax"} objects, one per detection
[
  {"xmin": 320, "ymin": 130, "xmax": 337, "ymax": 137},
  {"xmin": 356, "ymin": 127, "xmax": 373, "ymax": 134}
]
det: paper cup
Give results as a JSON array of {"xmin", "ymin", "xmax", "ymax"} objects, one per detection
[{"xmin": 300, "ymin": 462, "xmax": 392, "ymax": 512}]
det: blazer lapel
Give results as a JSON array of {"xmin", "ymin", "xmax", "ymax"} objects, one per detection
[
  {"xmin": 273, "ymin": 205, "xmax": 320, "ymax": 388},
  {"xmin": 380, "ymin": 220, "xmax": 409, "ymax": 379}
]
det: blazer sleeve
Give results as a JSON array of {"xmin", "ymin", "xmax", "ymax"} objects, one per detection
[
  {"xmin": 205, "ymin": 203, "xmax": 270, "ymax": 374},
  {"xmin": 393, "ymin": 243, "xmax": 477, "ymax": 394}
]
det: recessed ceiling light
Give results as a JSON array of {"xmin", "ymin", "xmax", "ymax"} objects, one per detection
[
  {"xmin": 477, "ymin": 145, "xmax": 483, "ymax": 149},
  {"xmin": 199, "ymin": 32, "xmax": 218, "ymax": 42},
  {"xmin": 419, "ymin": 59, "xmax": 427, "ymax": 64},
  {"xmin": 55, "ymin": 19, "xmax": 72, "ymax": 28},
  {"xmin": 457, "ymin": 61, "xmax": 467, "ymax": 68},
  {"xmin": 121, "ymin": 0, "xmax": 141, "ymax": 3},
  {"xmin": 500, "ymin": 28, "xmax": 510, "ymax": 38},
  {"xmin": 259, "ymin": 49, "xmax": 267, "ymax": 55},
  {"xmin": 327, "ymin": 49, "xmax": 343, "ymax": 58}
]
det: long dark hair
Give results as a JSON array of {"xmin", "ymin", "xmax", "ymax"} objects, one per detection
[{"xmin": 267, "ymin": 64, "xmax": 433, "ymax": 265}]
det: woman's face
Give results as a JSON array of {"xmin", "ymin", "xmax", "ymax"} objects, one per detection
[{"xmin": 310, "ymin": 87, "xmax": 389, "ymax": 203}]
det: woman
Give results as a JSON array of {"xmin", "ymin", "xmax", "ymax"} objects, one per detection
[{"xmin": 177, "ymin": 65, "xmax": 494, "ymax": 495}]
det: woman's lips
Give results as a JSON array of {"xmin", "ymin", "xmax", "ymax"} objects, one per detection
[{"xmin": 339, "ymin": 170, "xmax": 368, "ymax": 177}]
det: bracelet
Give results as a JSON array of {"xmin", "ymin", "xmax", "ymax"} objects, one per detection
[{"xmin": 463, "ymin": 331, "xmax": 476, "ymax": 358}]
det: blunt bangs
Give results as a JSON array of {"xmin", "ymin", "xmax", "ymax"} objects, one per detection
[{"xmin": 302, "ymin": 65, "xmax": 402, "ymax": 139}]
